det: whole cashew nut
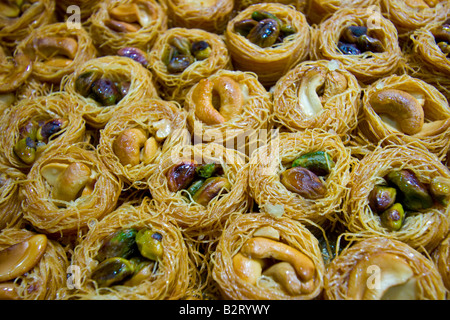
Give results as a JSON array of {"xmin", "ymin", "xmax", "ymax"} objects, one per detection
[
  {"xmin": 240, "ymin": 237, "xmax": 315, "ymax": 282},
  {"xmin": 262, "ymin": 262, "xmax": 315, "ymax": 295},
  {"xmin": 369, "ymin": 88, "xmax": 424, "ymax": 135},
  {"xmin": 192, "ymin": 76, "xmax": 244, "ymax": 125},
  {"xmin": 298, "ymin": 68, "xmax": 325, "ymax": 117},
  {"xmin": 232, "ymin": 252, "xmax": 263, "ymax": 285},
  {"xmin": 33, "ymin": 37, "xmax": 79, "ymax": 60},
  {"xmin": 113, "ymin": 128, "xmax": 159, "ymax": 166}
]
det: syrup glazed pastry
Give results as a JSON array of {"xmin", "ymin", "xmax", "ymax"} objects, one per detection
[
  {"xmin": 305, "ymin": 0, "xmax": 379, "ymax": 25},
  {"xmin": 225, "ymin": 3, "xmax": 311, "ymax": 87},
  {"xmin": 235, "ymin": 0, "xmax": 306, "ymax": 12},
  {"xmin": 324, "ymin": 237, "xmax": 447, "ymax": 300},
  {"xmin": 160, "ymin": 0, "xmax": 234, "ymax": 34},
  {"xmin": 61, "ymin": 56, "xmax": 158, "ymax": 128},
  {"xmin": 0, "ymin": 92, "xmax": 86, "ymax": 172},
  {"xmin": 212, "ymin": 213, "xmax": 325, "ymax": 300},
  {"xmin": 148, "ymin": 142, "xmax": 250, "ymax": 236},
  {"xmin": 98, "ymin": 98, "xmax": 189, "ymax": 189},
  {"xmin": 432, "ymin": 234, "xmax": 450, "ymax": 292},
  {"xmin": 380, "ymin": 0, "xmax": 450, "ymax": 37},
  {"xmin": 0, "ymin": 228, "xmax": 69, "ymax": 300},
  {"xmin": 407, "ymin": 19, "xmax": 450, "ymax": 101},
  {"xmin": 272, "ymin": 59, "xmax": 361, "ymax": 137},
  {"xmin": 311, "ymin": 7, "xmax": 404, "ymax": 84},
  {"xmin": 148, "ymin": 27, "xmax": 231, "ymax": 104},
  {"xmin": 21, "ymin": 143, "xmax": 122, "ymax": 236},
  {"xmin": 0, "ymin": 44, "xmax": 32, "ymax": 94},
  {"xmin": 17, "ymin": 22, "xmax": 97, "ymax": 84},
  {"xmin": 184, "ymin": 69, "xmax": 271, "ymax": 149},
  {"xmin": 68, "ymin": 200, "xmax": 198, "ymax": 300},
  {"xmin": 0, "ymin": 0, "xmax": 56, "ymax": 47},
  {"xmin": 358, "ymin": 73, "xmax": 450, "ymax": 159},
  {"xmin": 248, "ymin": 129, "xmax": 353, "ymax": 225},
  {"xmin": 0, "ymin": 163, "xmax": 26, "ymax": 230},
  {"xmin": 345, "ymin": 145, "xmax": 450, "ymax": 253},
  {"xmin": 88, "ymin": 0, "xmax": 167, "ymax": 56}
]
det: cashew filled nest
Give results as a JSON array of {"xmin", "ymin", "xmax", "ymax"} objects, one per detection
[
  {"xmin": 272, "ymin": 59, "xmax": 361, "ymax": 137},
  {"xmin": 358, "ymin": 73, "xmax": 450, "ymax": 159},
  {"xmin": 21, "ymin": 143, "xmax": 122, "ymax": 236},
  {"xmin": 88, "ymin": 0, "xmax": 168, "ymax": 55},
  {"xmin": 98, "ymin": 98, "xmax": 189, "ymax": 188},
  {"xmin": 184, "ymin": 69, "xmax": 271, "ymax": 150},
  {"xmin": 324, "ymin": 237, "xmax": 447, "ymax": 300},
  {"xmin": 0, "ymin": 228, "xmax": 70, "ymax": 300},
  {"xmin": 212, "ymin": 213, "xmax": 325, "ymax": 300}
]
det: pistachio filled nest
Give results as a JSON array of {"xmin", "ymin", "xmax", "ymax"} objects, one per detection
[
  {"xmin": 184, "ymin": 69, "xmax": 272, "ymax": 151},
  {"xmin": 148, "ymin": 142, "xmax": 250, "ymax": 237},
  {"xmin": 61, "ymin": 56, "xmax": 158, "ymax": 128},
  {"xmin": 357, "ymin": 73, "xmax": 450, "ymax": 159},
  {"xmin": 16, "ymin": 22, "xmax": 97, "ymax": 84},
  {"xmin": 311, "ymin": 7, "xmax": 405, "ymax": 84},
  {"xmin": 0, "ymin": 92, "xmax": 86, "ymax": 172},
  {"xmin": 248, "ymin": 129, "xmax": 353, "ymax": 225},
  {"xmin": 68, "ymin": 200, "xmax": 198, "ymax": 300},
  {"xmin": 344, "ymin": 144, "xmax": 450, "ymax": 252},
  {"xmin": 324, "ymin": 237, "xmax": 447, "ymax": 300},
  {"xmin": 98, "ymin": 98, "xmax": 189, "ymax": 188},
  {"xmin": 88, "ymin": 0, "xmax": 168, "ymax": 55},
  {"xmin": 272, "ymin": 59, "xmax": 361, "ymax": 138},
  {"xmin": 21, "ymin": 143, "xmax": 122, "ymax": 236},
  {"xmin": 0, "ymin": 228, "xmax": 69, "ymax": 300},
  {"xmin": 406, "ymin": 19, "xmax": 450, "ymax": 102},
  {"xmin": 225, "ymin": 2, "xmax": 311, "ymax": 87},
  {"xmin": 212, "ymin": 213, "xmax": 325, "ymax": 300},
  {"xmin": 148, "ymin": 27, "xmax": 231, "ymax": 104}
]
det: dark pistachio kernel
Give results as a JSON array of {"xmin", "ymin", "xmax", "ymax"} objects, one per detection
[{"xmin": 247, "ymin": 18, "xmax": 280, "ymax": 48}]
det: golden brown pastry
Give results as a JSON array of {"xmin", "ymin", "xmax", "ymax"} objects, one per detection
[
  {"xmin": 432, "ymin": 233, "xmax": 450, "ymax": 292},
  {"xmin": 161, "ymin": 0, "xmax": 234, "ymax": 34},
  {"xmin": 0, "ymin": 162, "xmax": 26, "ymax": 229},
  {"xmin": 306, "ymin": 0, "xmax": 380, "ymax": 24},
  {"xmin": 212, "ymin": 213, "xmax": 326, "ymax": 300},
  {"xmin": 225, "ymin": 3, "xmax": 311, "ymax": 87},
  {"xmin": 272, "ymin": 59, "xmax": 361, "ymax": 137},
  {"xmin": 324, "ymin": 237, "xmax": 447, "ymax": 300},
  {"xmin": 0, "ymin": 44, "xmax": 32, "ymax": 94},
  {"xmin": 88, "ymin": 0, "xmax": 167, "ymax": 55}
]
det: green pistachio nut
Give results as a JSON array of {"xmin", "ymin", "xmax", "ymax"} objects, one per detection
[
  {"xmin": 192, "ymin": 176, "xmax": 231, "ymax": 206},
  {"xmin": 13, "ymin": 137, "xmax": 36, "ymax": 164},
  {"xmin": 369, "ymin": 185, "xmax": 397, "ymax": 213},
  {"xmin": 96, "ymin": 228, "xmax": 138, "ymax": 262},
  {"xmin": 246, "ymin": 18, "xmax": 280, "ymax": 48},
  {"xmin": 91, "ymin": 257, "xmax": 134, "ymax": 287},
  {"xmin": 135, "ymin": 228, "xmax": 164, "ymax": 261},
  {"xmin": 430, "ymin": 176, "xmax": 450, "ymax": 206},
  {"xmin": 380, "ymin": 203, "xmax": 405, "ymax": 232},
  {"xmin": 291, "ymin": 151, "xmax": 335, "ymax": 176},
  {"xmin": 386, "ymin": 170, "xmax": 433, "ymax": 211}
]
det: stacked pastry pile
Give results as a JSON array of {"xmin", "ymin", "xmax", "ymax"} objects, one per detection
[{"xmin": 0, "ymin": 0, "xmax": 449, "ymax": 300}]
